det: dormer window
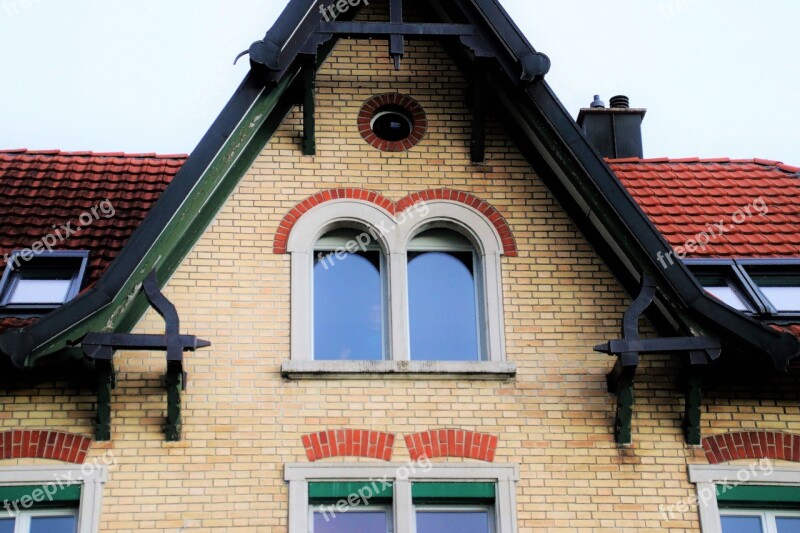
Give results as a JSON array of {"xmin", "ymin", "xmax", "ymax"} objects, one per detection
[
  {"xmin": 742, "ymin": 262, "xmax": 800, "ymax": 315},
  {"xmin": 687, "ymin": 259, "xmax": 800, "ymax": 318},
  {"xmin": 0, "ymin": 251, "xmax": 89, "ymax": 312}
]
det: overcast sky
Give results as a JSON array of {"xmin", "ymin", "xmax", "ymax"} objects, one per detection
[{"xmin": 1, "ymin": 0, "xmax": 798, "ymax": 163}]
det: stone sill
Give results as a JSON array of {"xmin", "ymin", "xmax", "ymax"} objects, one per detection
[{"xmin": 281, "ymin": 361, "xmax": 516, "ymax": 380}]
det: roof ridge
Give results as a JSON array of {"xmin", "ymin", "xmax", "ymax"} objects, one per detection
[
  {"xmin": 0, "ymin": 149, "xmax": 188, "ymax": 160},
  {"xmin": 607, "ymin": 156, "xmax": 800, "ymax": 174}
]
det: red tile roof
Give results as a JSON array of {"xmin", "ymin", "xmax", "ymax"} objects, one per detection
[
  {"xmin": 609, "ymin": 158, "xmax": 800, "ymax": 258},
  {"xmin": 611, "ymin": 157, "xmax": 800, "ymax": 363},
  {"xmin": 0, "ymin": 149, "xmax": 186, "ymax": 333}
]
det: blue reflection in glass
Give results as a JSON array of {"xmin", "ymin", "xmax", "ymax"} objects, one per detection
[
  {"xmin": 416, "ymin": 511, "xmax": 490, "ymax": 533},
  {"xmin": 313, "ymin": 511, "xmax": 387, "ymax": 532},
  {"xmin": 0, "ymin": 518, "xmax": 14, "ymax": 533},
  {"xmin": 777, "ymin": 517, "xmax": 800, "ymax": 533},
  {"xmin": 30, "ymin": 515, "xmax": 77, "ymax": 533},
  {"xmin": 314, "ymin": 251, "xmax": 383, "ymax": 360},
  {"xmin": 721, "ymin": 515, "xmax": 763, "ymax": 533},
  {"xmin": 409, "ymin": 251, "xmax": 479, "ymax": 361}
]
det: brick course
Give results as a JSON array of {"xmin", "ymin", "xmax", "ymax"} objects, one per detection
[{"xmin": 302, "ymin": 429, "xmax": 395, "ymax": 461}]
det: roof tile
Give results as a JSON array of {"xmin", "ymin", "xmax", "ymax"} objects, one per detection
[{"xmin": 0, "ymin": 150, "xmax": 186, "ymax": 333}]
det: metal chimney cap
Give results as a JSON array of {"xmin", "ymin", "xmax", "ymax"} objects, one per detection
[
  {"xmin": 590, "ymin": 95, "xmax": 605, "ymax": 108},
  {"xmin": 610, "ymin": 95, "xmax": 630, "ymax": 109}
]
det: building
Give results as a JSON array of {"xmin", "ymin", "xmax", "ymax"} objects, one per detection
[{"xmin": 0, "ymin": 1, "xmax": 798, "ymax": 531}]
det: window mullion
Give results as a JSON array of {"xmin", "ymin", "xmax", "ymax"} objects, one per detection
[
  {"xmin": 394, "ymin": 478, "xmax": 413, "ymax": 533},
  {"xmin": 765, "ymin": 512, "xmax": 777, "ymax": 533},
  {"xmin": 16, "ymin": 513, "xmax": 28, "ymax": 533},
  {"xmin": 389, "ymin": 252, "xmax": 410, "ymax": 361},
  {"xmin": 731, "ymin": 261, "xmax": 771, "ymax": 315}
]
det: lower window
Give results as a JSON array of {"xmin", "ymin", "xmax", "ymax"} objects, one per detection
[
  {"xmin": 312, "ymin": 507, "xmax": 392, "ymax": 533},
  {"xmin": 0, "ymin": 465, "xmax": 107, "ymax": 533},
  {"xmin": 412, "ymin": 482, "xmax": 495, "ymax": 533},
  {"xmin": 287, "ymin": 464, "xmax": 517, "ymax": 533},
  {"xmin": 0, "ymin": 509, "xmax": 79, "ymax": 533},
  {"xmin": 721, "ymin": 511, "xmax": 800, "ymax": 533},
  {"xmin": 689, "ymin": 464, "xmax": 800, "ymax": 533},
  {"xmin": 415, "ymin": 507, "xmax": 493, "ymax": 533}
]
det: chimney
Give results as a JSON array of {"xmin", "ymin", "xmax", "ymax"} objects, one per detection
[{"xmin": 577, "ymin": 95, "xmax": 646, "ymax": 159}]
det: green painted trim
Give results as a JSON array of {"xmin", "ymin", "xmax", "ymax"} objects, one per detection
[
  {"xmin": 309, "ymin": 481, "xmax": 393, "ymax": 504},
  {"xmin": 0, "ymin": 484, "xmax": 81, "ymax": 505},
  {"xmin": 164, "ymin": 366, "xmax": 182, "ymax": 441},
  {"xmin": 412, "ymin": 482, "xmax": 495, "ymax": 503},
  {"xmin": 717, "ymin": 484, "xmax": 800, "ymax": 507}
]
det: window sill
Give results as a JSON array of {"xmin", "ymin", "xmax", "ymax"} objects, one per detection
[{"xmin": 281, "ymin": 360, "xmax": 516, "ymax": 380}]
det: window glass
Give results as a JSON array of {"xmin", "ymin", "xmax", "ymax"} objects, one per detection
[
  {"xmin": 776, "ymin": 517, "xmax": 800, "ymax": 533},
  {"xmin": 29, "ymin": 515, "xmax": 77, "ymax": 533},
  {"xmin": 746, "ymin": 273, "xmax": 800, "ymax": 313},
  {"xmin": 721, "ymin": 515, "xmax": 764, "ymax": 533},
  {"xmin": 312, "ymin": 510, "xmax": 389, "ymax": 533},
  {"xmin": 0, "ymin": 252, "xmax": 89, "ymax": 309},
  {"xmin": 314, "ymin": 229, "xmax": 384, "ymax": 360},
  {"xmin": 408, "ymin": 229, "xmax": 480, "ymax": 361},
  {"xmin": 758, "ymin": 287, "xmax": 800, "ymax": 313},
  {"xmin": 416, "ymin": 510, "xmax": 491, "ymax": 533},
  {"xmin": 8, "ymin": 277, "xmax": 72, "ymax": 305},
  {"xmin": 704, "ymin": 286, "xmax": 750, "ymax": 311}
]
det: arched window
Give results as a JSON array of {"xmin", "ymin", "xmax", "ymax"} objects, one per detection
[
  {"xmin": 408, "ymin": 229, "xmax": 481, "ymax": 361},
  {"xmin": 313, "ymin": 229, "xmax": 385, "ymax": 360},
  {"xmin": 283, "ymin": 193, "xmax": 511, "ymax": 370}
]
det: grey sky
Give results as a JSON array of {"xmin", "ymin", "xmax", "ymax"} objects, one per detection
[{"xmin": 1, "ymin": 1, "xmax": 798, "ymax": 163}]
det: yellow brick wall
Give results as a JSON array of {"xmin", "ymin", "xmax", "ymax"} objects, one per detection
[{"xmin": 0, "ymin": 26, "xmax": 798, "ymax": 533}]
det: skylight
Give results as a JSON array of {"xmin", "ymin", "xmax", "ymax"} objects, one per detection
[
  {"xmin": 687, "ymin": 259, "xmax": 800, "ymax": 318},
  {"xmin": 0, "ymin": 251, "xmax": 89, "ymax": 312}
]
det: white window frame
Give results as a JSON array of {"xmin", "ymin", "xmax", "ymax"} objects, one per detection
[
  {"xmin": 719, "ymin": 509, "xmax": 800, "ymax": 533},
  {"xmin": 284, "ymin": 200, "xmax": 512, "ymax": 378},
  {"xmin": 2, "ymin": 508, "xmax": 80, "ymax": 533},
  {"xmin": 0, "ymin": 465, "xmax": 107, "ymax": 533},
  {"xmin": 689, "ymin": 464, "xmax": 800, "ymax": 533},
  {"xmin": 285, "ymin": 463, "xmax": 518, "ymax": 533}
]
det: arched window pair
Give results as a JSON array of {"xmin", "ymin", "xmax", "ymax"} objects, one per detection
[{"xmin": 286, "ymin": 198, "xmax": 508, "ymax": 363}]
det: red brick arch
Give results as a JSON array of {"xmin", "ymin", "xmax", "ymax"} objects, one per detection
[
  {"xmin": 0, "ymin": 430, "xmax": 91, "ymax": 464},
  {"xmin": 273, "ymin": 188, "xmax": 518, "ymax": 257},
  {"xmin": 405, "ymin": 429, "xmax": 499, "ymax": 463},
  {"xmin": 302, "ymin": 429, "xmax": 395, "ymax": 462},
  {"xmin": 702, "ymin": 431, "xmax": 800, "ymax": 464}
]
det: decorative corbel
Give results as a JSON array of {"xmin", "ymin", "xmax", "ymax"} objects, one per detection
[
  {"xmin": 83, "ymin": 271, "xmax": 210, "ymax": 442},
  {"xmin": 596, "ymin": 275, "xmax": 720, "ymax": 445}
]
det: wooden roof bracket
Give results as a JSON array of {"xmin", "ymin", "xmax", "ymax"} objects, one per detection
[
  {"xmin": 82, "ymin": 271, "xmax": 211, "ymax": 442},
  {"xmin": 595, "ymin": 275, "xmax": 721, "ymax": 446}
]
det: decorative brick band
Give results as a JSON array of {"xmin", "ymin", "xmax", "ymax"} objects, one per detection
[
  {"xmin": 302, "ymin": 430, "xmax": 395, "ymax": 462},
  {"xmin": 702, "ymin": 431, "xmax": 800, "ymax": 464},
  {"xmin": 0, "ymin": 430, "xmax": 91, "ymax": 464},
  {"xmin": 405, "ymin": 429, "xmax": 499, "ymax": 463},
  {"xmin": 273, "ymin": 188, "xmax": 518, "ymax": 257}
]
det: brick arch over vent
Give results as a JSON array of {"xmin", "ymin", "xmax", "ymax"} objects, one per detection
[
  {"xmin": 0, "ymin": 430, "xmax": 91, "ymax": 464},
  {"xmin": 405, "ymin": 429, "xmax": 499, "ymax": 463},
  {"xmin": 273, "ymin": 188, "xmax": 518, "ymax": 257},
  {"xmin": 702, "ymin": 431, "xmax": 800, "ymax": 464},
  {"xmin": 302, "ymin": 429, "xmax": 395, "ymax": 462}
]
